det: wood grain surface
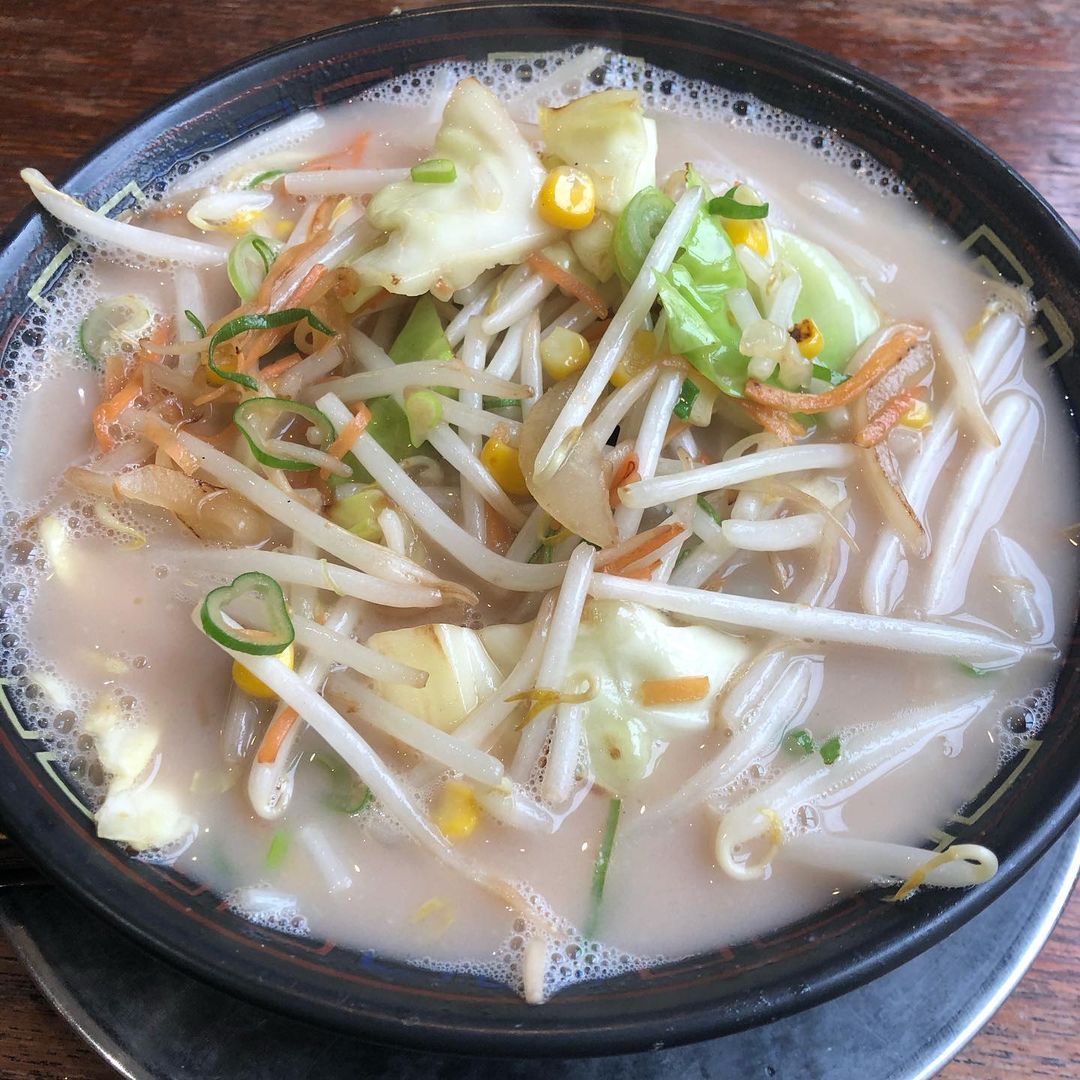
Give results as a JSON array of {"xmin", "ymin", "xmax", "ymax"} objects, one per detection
[{"xmin": 0, "ymin": 1, "xmax": 1078, "ymax": 1077}]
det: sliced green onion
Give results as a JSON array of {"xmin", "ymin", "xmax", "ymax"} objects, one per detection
[
  {"xmin": 184, "ymin": 309, "xmax": 207, "ymax": 338},
  {"xmin": 585, "ymin": 797, "xmax": 622, "ymax": 939},
  {"xmin": 79, "ymin": 294, "xmax": 153, "ymax": 367},
  {"xmin": 696, "ymin": 494, "xmax": 725, "ymax": 527},
  {"xmin": 811, "ymin": 362, "xmax": 850, "ymax": 387},
  {"xmin": 708, "ymin": 187, "xmax": 769, "ymax": 220},
  {"xmin": 405, "ymin": 389, "xmax": 444, "ymax": 446},
  {"xmin": 267, "ymin": 829, "xmax": 291, "ymax": 869},
  {"xmin": 227, "ymin": 233, "xmax": 277, "ymax": 302},
  {"xmin": 329, "ymin": 397, "xmax": 424, "ymax": 485},
  {"xmin": 410, "ymin": 158, "xmax": 457, "ymax": 184},
  {"xmin": 819, "ymin": 735, "xmax": 842, "ymax": 765},
  {"xmin": 672, "ymin": 378, "xmax": 700, "ymax": 421},
  {"xmin": 956, "ymin": 660, "xmax": 993, "ymax": 678},
  {"xmin": 312, "ymin": 750, "xmax": 372, "ymax": 814},
  {"xmin": 208, "ymin": 307, "xmax": 336, "ymax": 390},
  {"xmin": 200, "ymin": 571, "xmax": 294, "ymax": 655},
  {"xmin": 246, "ymin": 169, "xmax": 287, "ymax": 189},
  {"xmin": 614, "ymin": 187, "xmax": 675, "ymax": 282},
  {"xmin": 482, "ymin": 396, "xmax": 520, "ymax": 411},
  {"xmin": 784, "ymin": 728, "xmax": 816, "ymax": 756},
  {"xmin": 234, "ymin": 397, "xmax": 336, "ymax": 471},
  {"xmin": 328, "ymin": 487, "xmax": 388, "ymax": 541}
]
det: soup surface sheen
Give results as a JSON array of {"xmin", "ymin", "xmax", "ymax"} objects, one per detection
[{"xmin": 2, "ymin": 47, "xmax": 1076, "ymax": 1001}]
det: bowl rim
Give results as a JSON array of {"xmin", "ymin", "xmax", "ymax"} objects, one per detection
[{"xmin": 2, "ymin": 0, "xmax": 1080, "ymax": 1056}]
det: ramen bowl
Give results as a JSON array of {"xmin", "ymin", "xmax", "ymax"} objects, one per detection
[{"xmin": 1, "ymin": 1, "xmax": 1079, "ymax": 1056}]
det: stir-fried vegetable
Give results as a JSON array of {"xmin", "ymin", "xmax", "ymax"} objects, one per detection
[
  {"xmin": 227, "ymin": 233, "xmax": 277, "ymax": 301},
  {"xmin": 267, "ymin": 829, "xmax": 291, "ymax": 869},
  {"xmin": 79, "ymin": 295, "xmax": 153, "ymax": 367},
  {"xmin": 708, "ymin": 188, "xmax": 770, "ymax": 219},
  {"xmin": 410, "ymin": 158, "xmax": 457, "ymax": 184},
  {"xmin": 353, "ymin": 78, "xmax": 559, "ymax": 296},
  {"xmin": 312, "ymin": 750, "xmax": 373, "ymax": 814},
  {"xmin": 184, "ymin": 309, "xmax": 207, "ymax": 337},
  {"xmin": 200, "ymin": 572, "xmax": 295, "ymax": 655},
  {"xmin": 585, "ymin": 797, "xmax": 622, "ymax": 938},
  {"xmin": 208, "ymin": 308, "xmax": 336, "ymax": 389},
  {"xmin": 28, "ymin": 62, "xmax": 1039, "ymax": 1007},
  {"xmin": 388, "ymin": 295, "xmax": 454, "ymax": 364},
  {"xmin": 539, "ymin": 89, "xmax": 657, "ymax": 215},
  {"xmin": 234, "ymin": 398, "xmax": 337, "ymax": 470},
  {"xmin": 771, "ymin": 230, "xmax": 879, "ymax": 371}
]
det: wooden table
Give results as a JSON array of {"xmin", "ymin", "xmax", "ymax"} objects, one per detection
[{"xmin": 0, "ymin": 0, "xmax": 1078, "ymax": 1075}]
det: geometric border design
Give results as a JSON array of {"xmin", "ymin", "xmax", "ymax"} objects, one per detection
[
  {"xmin": 27, "ymin": 180, "xmax": 147, "ymax": 311},
  {"xmin": 0, "ymin": 683, "xmax": 92, "ymax": 818}
]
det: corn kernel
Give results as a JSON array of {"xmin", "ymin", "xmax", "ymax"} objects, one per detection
[
  {"xmin": 900, "ymin": 399, "xmax": 932, "ymax": 429},
  {"xmin": 610, "ymin": 329, "xmax": 658, "ymax": 387},
  {"xmin": 538, "ymin": 166, "xmax": 597, "ymax": 231},
  {"xmin": 232, "ymin": 642, "xmax": 295, "ymax": 699},
  {"xmin": 480, "ymin": 436, "xmax": 530, "ymax": 497},
  {"xmin": 540, "ymin": 327, "xmax": 591, "ymax": 381},
  {"xmin": 790, "ymin": 317, "xmax": 825, "ymax": 359},
  {"xmin": 724, "ymin": 218, "xmax": 769, "ymax": 257},
  {"xmin": 224, "ymin": 209, "xmax": 264, "ymax": 237},
  {"xmin": 434, "ymin": 780, "xmax": 480, "ymax": 841}
]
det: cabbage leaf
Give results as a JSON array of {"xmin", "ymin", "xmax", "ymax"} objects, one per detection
[
  {"xmin": 481, "ymin": 601, "xmax": 750, "ymax": 794},
  {"xmin": 539, "ymin": 89, "xmax": 658, "ymax": 215},
  {"xmin": 771, "ymin": 229, "xmax": 880, "ymax": 371},
  {"xmin": 354, "ymin": 78, "xmax": 559, "ymax": 296}
]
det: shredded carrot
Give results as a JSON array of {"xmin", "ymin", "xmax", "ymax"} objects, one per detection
[
  {"xmin": 258, "ymin": 352, "xmax": 304, "ymax": 381},
  {"xmin": 321, "ymin": 402, "xmax": 372, "ymax": 477},
  {"xmin": 598, "ymin": 522, "xmax": 686, "ymax": 574},
  {"xmin": 300, "ymin": 132, "xmax": 371, "ymax": 172},
  {"xmin": 617, "ymin": 558, "xmax": 662, "ymax": 580},
  {"xmin": 255, "ymin": 250, "xmax": 309, "ymax": 309},
  {"xmin": 527, "ymin": 252, "xmax": 609, "ymax": 319},
  {"xmin": 738, "ymin": 399, "xmax": 806, "ymax": 445},
  {"xmin": 253, "ymin": 230, "xmax": 331, "ymax": 309},
  {"xmin": 256, "ymin": 707, "xmax": 300, "ymax": 765},
  {"xmin": 608, "ymin": 453, "xmax": 639, "ymax": 508},
  {"xmin": 640, "ymin": 675, "xmax": 711, "ymax": 706},
  {"xmin": 103, "ymin": 354, "xmax": 127, "ymax": 399},
  {"xmin": 93, "ymin": 379, "xmax": 143, "ymax": 451},
  {"xmin": 134, "ymin": 317, "xmax": 174, "ymax": 366},
  {"xmin": 239, "ymin": 264, "xmax": 331, "ymax": 373},
  {"xmin": 583, "ymin": 319, "xmax": 612, "ymax": 344},
  {"xmin": 484, "ymin": 502, "xmax": 515, "ymax": 555},
  {"xmin": 191, "ymin": 385, "xmax": 229, "ymax": 408},
  {"xmin": 853, "ymin": 387, "xmax": 924, "ymax": 448},
  {"xmin": 745, "ymin": 327, "xmax": 923, "ymax": 414},
  {"xmin": 142, "ymin": 418, "xmax": 200, "ymax": 476},
  {"xmin": 309, "ymin": 197, "xmax": 336, "ymax": 238}
]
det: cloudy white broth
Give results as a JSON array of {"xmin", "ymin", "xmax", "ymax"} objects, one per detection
[{"xmin": 3, "ymin": 47, "xmax": 1076, "ymax": 1001}]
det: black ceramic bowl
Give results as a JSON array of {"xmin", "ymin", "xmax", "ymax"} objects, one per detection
[{"xmin": 1, "ymin": 0, "xmax": 1079, "ymax": 1057}]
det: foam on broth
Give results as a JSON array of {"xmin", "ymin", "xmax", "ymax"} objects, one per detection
[{"xmin": 1, "ymin": 47, "xmax": 1076, "ymax": 998}]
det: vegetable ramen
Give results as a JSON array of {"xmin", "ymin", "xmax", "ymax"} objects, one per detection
[{"xmin": 3, "ymin": 47, "xmax": 1076, "ymax": 1003}]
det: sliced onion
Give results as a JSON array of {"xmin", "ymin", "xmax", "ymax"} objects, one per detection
[{"xmin": 518, "ymin": 376, "xmax": 616, "ymax": 547}]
